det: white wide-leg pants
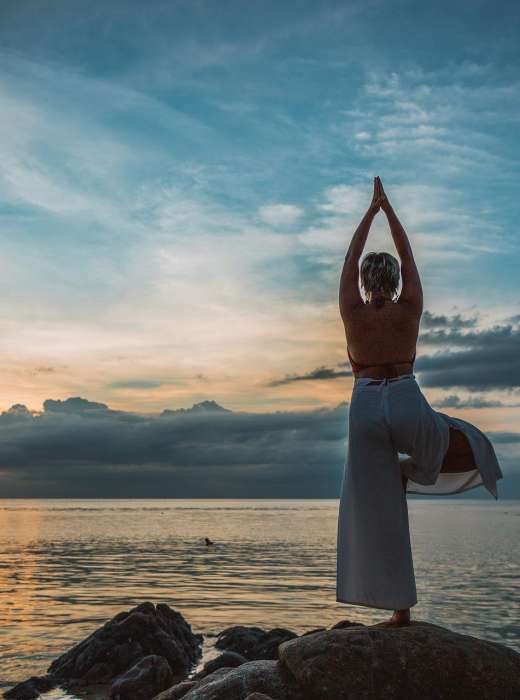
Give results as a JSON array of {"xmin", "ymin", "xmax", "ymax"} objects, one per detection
[{"xmin": 336, "ymin": 373, "xmax": 503, "ymax": 610}]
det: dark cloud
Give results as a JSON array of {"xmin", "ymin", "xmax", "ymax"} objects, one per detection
[
  {"xmin": 266, "ymin": 365, "xmax": 352, "ymax": 387},
  {"xmin": 0, "ymin": 404, "xmax": 38, "ymax": 423},
  {"xmin": 431, "ymin": 394, "xmax": 520, "ymax": 409},
  {"xmin": 420, "ymin": 310, "xmax": 478, "ymax": 330},
  {"xmin": 484, "ymin": 432, "xmax": 520, "ymax": 445},
  {"xmin": 0, "ymin": 398, "xmax": 350, "ymax": 498},
  {"xmin": 162, "ymin": 400, "xmax": 231, "ymax": 416},
  {"xmin": 0, "ymin": 393, "xmax": 518, "ymax": 498},
  {"xmin": 415, "ymin": 324, "xmax": 520, "ymax": 390},
  {"xmin": 419, "ymin": 324, "xmax": 517, "ymax": 348},
  {"xmin": 43, "ymin": 397, "xmax": 111, "ymax": 414},
  {"xmin": 267, "ymin": 312, "xmax": 520, "ymax": 393}
]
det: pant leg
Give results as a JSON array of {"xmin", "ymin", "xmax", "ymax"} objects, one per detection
[
  {"xmin": 336, "ymin": 384, "xmax": 417, "ymax": 610},
  {"xmin": 387, "ymin": 378, "xmax": 450, "ymax": 486}
]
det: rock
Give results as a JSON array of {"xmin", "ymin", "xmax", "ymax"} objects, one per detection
[
  {"xmin": 278, "ymin": 620, "xmax": 520, "ymax": 699},
  {"xmin": 300, "ymin": 628, "xmax": 327, "ymax": 636},
  {"xmin": 7, "ymin": 612, "xmax": 520, "ymax": 700},
  {"xmin": 153, "ymin": 668, "xmax": 236, "ymax": 699},
  {"xmin": 192, "ymin": 651, "xmax": 247, "ymax": 679},
  {"xmin": 178, "ymin": 660, "xmax": 303, "ymax": 700},
  {"xmin": 3, "ymin": 675, "xmax": 55, "ymax": 699},
  {"xmin": 110, "ymin": 654, "xmax": 173, "ymax": 699},
  {"xmin": 215, "ymin": 626, "xmax": 297, "ymax": 660},
  {"xmin": 46, "ymin": 602, "xmax": 202, "ymax": 686},
  {"xmin": 152, "ymin": 679, "xmax": 197, "ymax": 699},
  {"xmin": 330, "ymin": 619, "xmax": 365, "ymax": 630},
  {"xmin": 214, "ymin": 626, "xmax": 265, "ymax": 656},
  {"xmin": 249, "ymin": 629, "xmax": 298, "ymax": 660}
]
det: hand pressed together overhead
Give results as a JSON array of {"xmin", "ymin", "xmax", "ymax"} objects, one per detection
[{"xmin": 369, "ymin": 175, "xmax": 390, "ymax": 215}]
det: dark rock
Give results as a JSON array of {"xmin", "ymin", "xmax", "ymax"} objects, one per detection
[
  {"xmin": 215, "ymin": 626, "xmax": 297, "ymax": 660},
  {"xmin": 176, "ymin": 660, "xmax": 303, "ymax": 700},
  {"xmin": 192, "ymin": 651, "xmax": 247, "ymax": 679},
  {"xmin": 330, "ymin": 618, "xmax": 365, "ymax": 630},
  {"xmin": 47, "ymin": 602, "xmax": 202, "ymax": 684},
  {"xmin": 153, "ymin": 668, "xmax": 235, "ymax": 699},
  {"xmin": 245, "ymin": 694, "xmax": 278, "ymax": 700},
  {"xmin": 249, "ymin": 629, "xmax": 298, "ymax": 660},
  {"xmin": 278, "ymin": 620, "xmax": 520, "ymax": 699},
  {"xmin": 110, "ymin": 654, "xmax": 173, "ymax": 699},
  {"xmin": 152, "ymin": 679, "xmax": 197, "ymax": 699},
  {"xmin": 3, "ymin": 675, "xmax": 55, "ymax": 699},
  {"xmin": 300, "ymin": 628, "xmax": 326, "ymax": 636},
  {"xmin": 215, "ymin": 626, "xmax": 265, "ymax": 657}
]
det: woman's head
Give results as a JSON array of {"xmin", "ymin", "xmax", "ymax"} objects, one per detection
[{"xmin": 360, "ymin": 252, "xmax": 400, "ymax": 301}]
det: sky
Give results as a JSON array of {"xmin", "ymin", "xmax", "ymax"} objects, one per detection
[{"xmin": 0, "ymin": 0, "xmax": 519, "ymax": 496}]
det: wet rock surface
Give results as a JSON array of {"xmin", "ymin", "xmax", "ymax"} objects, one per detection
[
  {"xmin": 278, "ymin": 620, "xmax": 520, "ymax": 700},
  {"xmin": 159, "ymin": 660, "xmax": 304, "ymax": 700},
  {"xmin": 110, "ymin": 654, "xmax": 174, "ymax": 699},
  {"xmin": 215, "ymin": 626, "xmax": 297, "ymax": 660},
  {"xmin": 3, "ymin": 602, "xmax": 202, "ymax": 700},
  {"xmin": 154, "ymin": 619, "xmax": 520, "ymax": 700},
  {"xmin": 5, "ymin": 609, "xmax": 520, "ymax": 700},
  {"xmin": 48, "ymin": 602, "xmax": 202, "ymax": 685},
  {"xmin": 192, "ymin": 651, "xmax": 248, "ymax": 679},
  {"xmin": 3, "ymin": 675, "xmax": 55, "ymax": 700}
]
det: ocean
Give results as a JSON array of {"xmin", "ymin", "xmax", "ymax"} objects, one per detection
[{"xmin": 1, "ymin": 498, "xmax": 519, "ymax": 696}]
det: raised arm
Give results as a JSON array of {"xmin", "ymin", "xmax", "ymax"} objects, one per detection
[
  {"xmin": 378, "ymin": 177, "xmax": 423, "ymax": 311},
  {"xmin": 339, "ymin": 178, "xmax": 382, "ymax": 316}
]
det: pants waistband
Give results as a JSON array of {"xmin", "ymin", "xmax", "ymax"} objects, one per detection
[{"xmin": 354, "ymin": 373, "xmax": 416, "ymax": 387}]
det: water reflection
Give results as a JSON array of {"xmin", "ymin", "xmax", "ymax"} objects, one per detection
[{"xmin": 0, "ymin": 499, "xmax": 519, "ymax": 694}]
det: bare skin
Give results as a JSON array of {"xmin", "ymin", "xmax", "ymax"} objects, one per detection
[
  {"xmin": 339, "ymin": 176, "xmax": 422, "ymax": 380},
  {"xmin": 339, "ymin": 177, "xmax": 475, "ymax": 625}
]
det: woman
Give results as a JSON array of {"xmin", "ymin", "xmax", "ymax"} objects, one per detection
[{"xmin": 336, "ymin": 176, "xmax": 503, "ymax": 625}]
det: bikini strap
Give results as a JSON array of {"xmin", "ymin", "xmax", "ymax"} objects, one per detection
[{"xmin": 348, "ymin": 346, "xmax": 416, "ymax": 371}]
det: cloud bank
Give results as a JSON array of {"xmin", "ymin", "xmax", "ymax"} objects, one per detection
[{"xmin": 1, "ymin": 392, "xmax": 518, "ymax": 499}]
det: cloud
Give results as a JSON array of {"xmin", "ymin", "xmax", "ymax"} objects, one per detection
[
  {"xmin": 416, "ymin": 323, "xmax": 520, "ymax": 390},
  {"xmin": 0, "ymin": 397, "xmax": 350, "ymax": 498},
  {"xmin": 264, "ymin": 312, "xmax": 520, "ymax": 395},
  {"xmin": 319, "ymin": 185, "xmax": 367, "ymax": 215},
  {"xmin": 266, "ymin": 364, "xmax": 352, "ymax": 387},
  {"xmin": 109, "ymin": 380, "xmax": 167, "ymax": 390},
  {"xmin": 0, "ymin": 34, "xmax": 518, "ymax": 419},
  {"xmin": 0, "ymin": 393, "xmax": 518, "ymax": 498},
  {"xmin": 486, "ymin": 432, "xmax": 520, "ymax": 445},
  {"xmin": 420, "ymin": 310, "xmax": 478, "ymax": 330},
  {"xmin": 431, "ymin": 394, "xmax": 520, "ymax": 410},
  {"xmin": 43, "ymin": 397, "xmax": 111, "ymax": 414},
  {"xmin": 258, "ymin": 203, "xmax": 303, "ymax": 227},
  {"xmin": 347, "ymin": 68, "xmax": 520, "ymax": 183}
]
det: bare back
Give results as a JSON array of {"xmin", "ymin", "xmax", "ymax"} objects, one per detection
[{"xmin": 341, "ymin": 298, "xmax": 421, "ymax": 378}]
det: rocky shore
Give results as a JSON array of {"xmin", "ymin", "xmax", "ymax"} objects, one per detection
[{"xmin": 4, "ymin": 602, "xmax": 520, "ymax": 700}]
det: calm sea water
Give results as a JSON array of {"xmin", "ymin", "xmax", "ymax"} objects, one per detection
[{"xmin": 1, "ymin": 499, "xmax": 519, "ymax": 696}]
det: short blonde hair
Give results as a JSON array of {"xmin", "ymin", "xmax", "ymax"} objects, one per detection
[{"xmin": 360, "ymin": 252, "xmax": 400, "ymax": 299}]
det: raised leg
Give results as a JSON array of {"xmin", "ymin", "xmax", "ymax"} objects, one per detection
[{"xmin": 440, "ymin": 426, "xmax": 476, "ymax": 473}]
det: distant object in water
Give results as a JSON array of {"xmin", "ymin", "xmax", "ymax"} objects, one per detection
[{"xmin": 204, "ymin": 537, "xmax": 214, "ymax": 546}]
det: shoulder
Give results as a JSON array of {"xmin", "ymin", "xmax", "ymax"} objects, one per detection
[
  {"xmin": 396, "ymin": 295, "xmax": 423, "ymax": 316},
  {"xmin": 340, "ymin": 299, "xmax": 366, "ymax": 322}
]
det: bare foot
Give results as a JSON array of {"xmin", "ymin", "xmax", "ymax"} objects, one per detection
[{"xmin": 388, "ymin": 608, "xmax": 410, "ymax": 625}]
